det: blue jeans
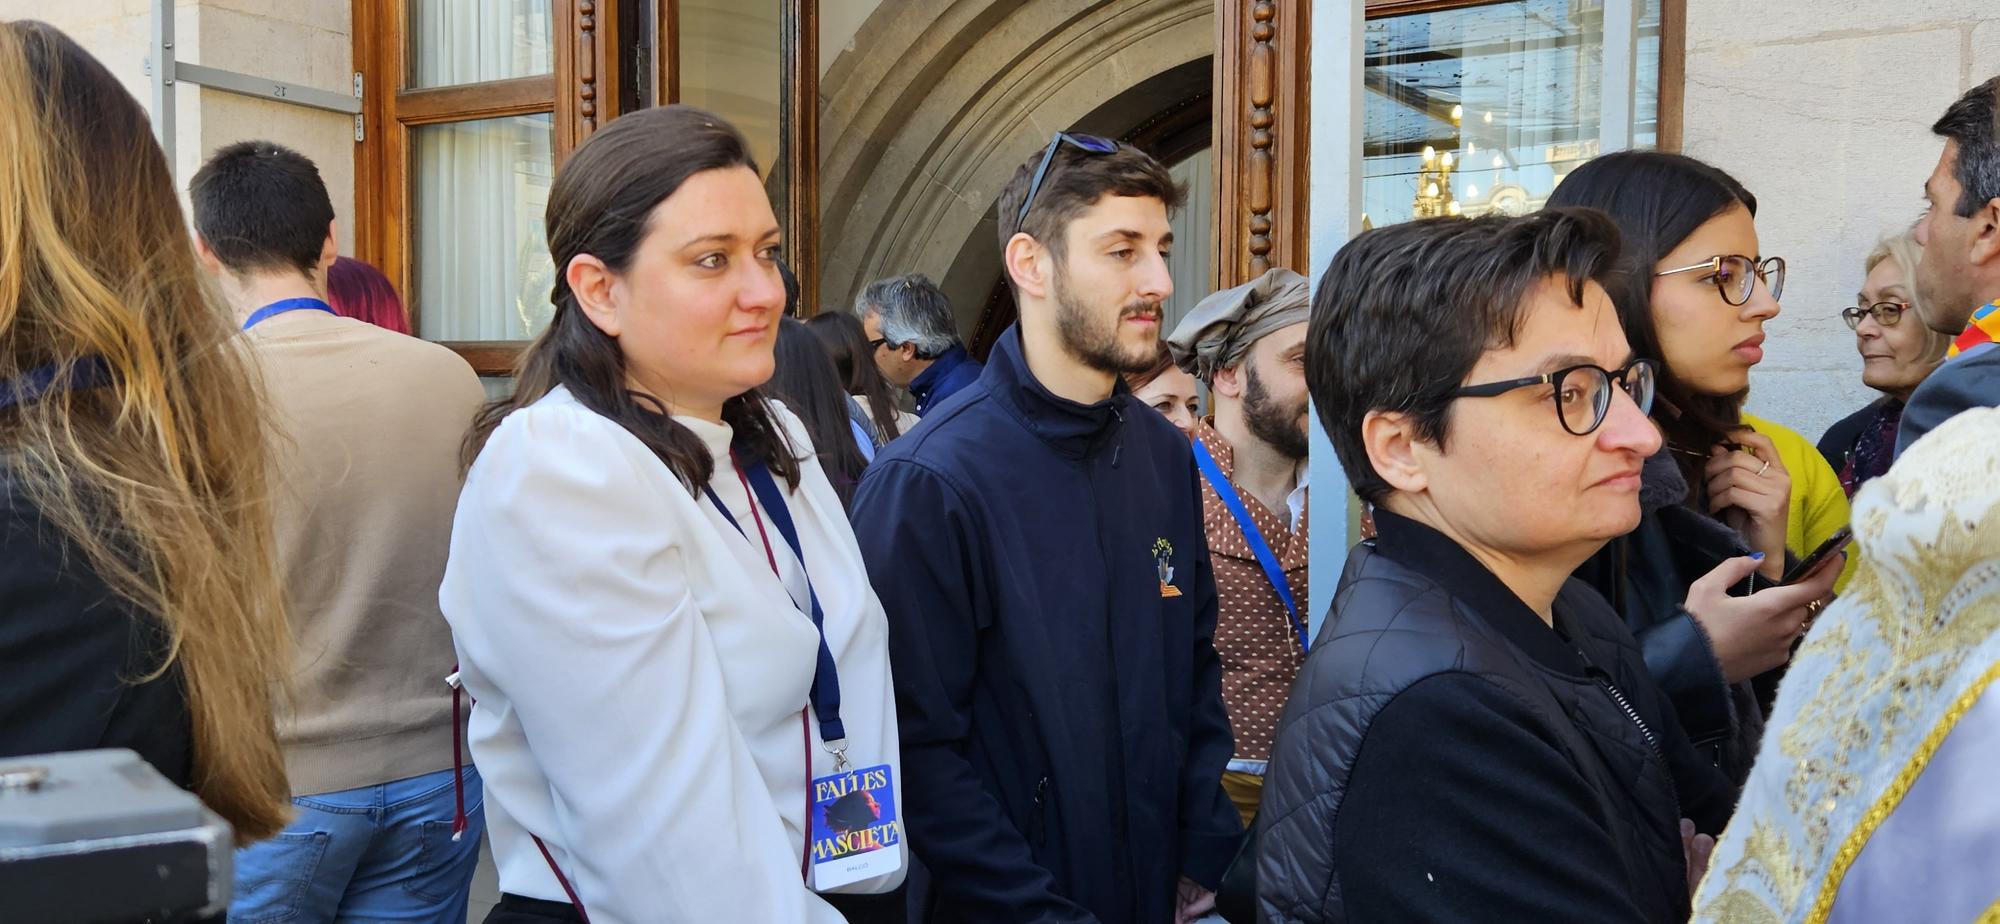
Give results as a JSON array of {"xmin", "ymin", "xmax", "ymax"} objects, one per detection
[{"xmin": 231, "ymin": 766, "xmax": 486, "ymax": 923}]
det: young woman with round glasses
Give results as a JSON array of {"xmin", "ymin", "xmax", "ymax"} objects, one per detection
[
  {"xmin": 1818, "ymin": 231, "xmax": 1950, "ymax": 496},
  {"xmin": 1548, "ymin": 151, "xmax": 1848, "ymax": 787}
]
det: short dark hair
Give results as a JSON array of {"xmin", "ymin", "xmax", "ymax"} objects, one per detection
[
  {"xmin": 1934, "ymin": 76, "xmax": 2000, "ymax": 218},
  {"xmin": 189, "ymin": 140, "xmax": 335, "ymax": 279},
  {"xmin": 994, "ymin": 139, "xmax": 1184, "ymax": 264},
  {"xmin": 1307, "ymin": 209, "xmax": 1625, "ymax": 504}
]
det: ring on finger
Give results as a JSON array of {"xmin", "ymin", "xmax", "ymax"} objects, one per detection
[{"xmin": 1757, "ymin": 460, "xmax": 1771, "ymax": 477}]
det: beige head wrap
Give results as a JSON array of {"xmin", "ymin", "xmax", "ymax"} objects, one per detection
[{"xmin": 1166, "ymin": 267, "xmax": 1310, "ymax": 383}]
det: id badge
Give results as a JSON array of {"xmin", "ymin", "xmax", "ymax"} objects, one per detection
[{"xmin": 808, "ymin": 763, "xmax": 903, "ymax": 890}]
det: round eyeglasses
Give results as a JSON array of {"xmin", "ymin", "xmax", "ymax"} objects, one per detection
[
  {"xmin": 1841, "ymin": 301, "xmax": 1910, "ymax": 329},
  {"xmin": 1655, "ymin": 255, "xmax": 1786, "ymax": 306},
  {"xmin": 1449, "ymin": 359, "xmax": 1658, "ymax": 436}
]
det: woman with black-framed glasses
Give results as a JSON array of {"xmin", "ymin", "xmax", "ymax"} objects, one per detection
[
  {"xmin": 1260, "ymin": 208, "xmax": 1742, "ymax": 924},
  {"xmin": 1818, "ymin": 232, "xmax": 1950, "ymax": 497},
  {"xmin": 1548, "ymin": 151, "xmax": 1847, "ymax": 788}
]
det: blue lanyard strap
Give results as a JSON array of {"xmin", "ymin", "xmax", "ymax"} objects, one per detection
[
  {"xmin": 703, "ymin": 457, "xmax": 847, "ymax": 747},
  {"xmin": 1191, "ymin": 439, "xmax": 1308, "ymax": 653},
  {"xmin": 242, "ymin": 297, "xmax": 336, "ymax": 330},
  {"xmin": 0, "ymin": 356, "xmax": 111, "ymax": 411}
]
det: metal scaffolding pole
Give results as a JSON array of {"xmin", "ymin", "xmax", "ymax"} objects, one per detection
[{"xmin": 148, "ymin": 0, "xmax": 363, "ymax": 176}]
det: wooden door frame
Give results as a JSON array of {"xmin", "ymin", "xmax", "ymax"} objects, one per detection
[{"xmin": 1213, "ymin": 0, "xmax": 1311, "ymax": 290}]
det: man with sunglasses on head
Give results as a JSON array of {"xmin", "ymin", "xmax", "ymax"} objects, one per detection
[
  {"xmin": 1257, "ymin": 210, "xmax": 1740, "ymax": 924},
  {"xmin": 1899, "ymin": 74, "xmax": 2000, "ymax": 455},
  {"xmin": 851, "ymin": 133, "xmax": 1241, "ymax": 923}
]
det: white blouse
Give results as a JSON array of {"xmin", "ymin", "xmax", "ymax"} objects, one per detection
[{"xmin": 440, "ymin": 386, "xmax": 904, "ymax": 923}]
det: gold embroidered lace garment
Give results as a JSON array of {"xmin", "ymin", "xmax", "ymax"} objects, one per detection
[{"xmin": 1694, "ymin": 408, "xmax": 2000, "ymax": 924}]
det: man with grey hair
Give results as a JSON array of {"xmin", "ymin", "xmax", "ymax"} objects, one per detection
[
  {"xmin": 857, "ymin": 273, "xmax": 983, "ymax": 415},
  {"xmin": 1166, "ymin": 266, "xmax": 1310, "ymax": 831}
]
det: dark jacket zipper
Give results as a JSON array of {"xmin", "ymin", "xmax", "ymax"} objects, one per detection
[
  {"xmin": 1577, "ymin": 648, "xmax": 1682, "ymax": 823},
  {"xmin": 1030, "ymin": 776, "xmax": 1050, "ymax": 846}
]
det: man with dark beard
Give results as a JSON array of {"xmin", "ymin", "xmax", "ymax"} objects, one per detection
[
  {"xmin": 1165, "ymin": 268, "xmax": 1310, "ymax": 829},
  {"xmin": 850, "ymin": 135, "xmax": 1241, "ymax": 924}
]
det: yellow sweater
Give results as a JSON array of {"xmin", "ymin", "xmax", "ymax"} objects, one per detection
[{"xmin": 1743, "ymin": 413, "xmax": 1854, "ymax": 591}]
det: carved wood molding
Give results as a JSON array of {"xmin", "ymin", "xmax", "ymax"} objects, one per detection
[
  {"xmin": 556, "ymin": 0, "xmax": 619, "ymax": 160},
  {"xmin": 784, "ymin": 0, "xmax": 821, "ymax": 316},
  {"xmin": 1214, "ymin": 0, "xmax": 1309, "ymax": 288}
]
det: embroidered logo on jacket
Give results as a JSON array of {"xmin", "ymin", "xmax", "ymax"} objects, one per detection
[{"xmin": 1154, "ymin": 538, "xmax": 1182, "ymax": 598}]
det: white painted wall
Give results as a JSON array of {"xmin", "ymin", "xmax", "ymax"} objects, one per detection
[
  {"xmin": 1682, "ymin": 0, "xmax": 2000, "ymax": 444},
  {"xmin": 7, "ymin": 0, "xmax": 357, "ymax": 254}
]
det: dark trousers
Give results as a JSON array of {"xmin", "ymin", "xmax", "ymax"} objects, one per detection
[{"xmin": 483, "ymin": 893, "xmax": 585, "ymax": 923}]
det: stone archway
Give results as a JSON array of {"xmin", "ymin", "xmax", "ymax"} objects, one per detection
[{"xmin": 816, "ymin": 0, "xmax": 1213, "ymax": 329}]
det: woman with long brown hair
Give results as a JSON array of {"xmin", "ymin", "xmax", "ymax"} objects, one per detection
[
  {"xmin": 0, "ymin": 20, "xmax": 292, "ymax": 843},
  {"xmin": 442, "ymin": 105, "xmax": 903, "ymax": 922}
]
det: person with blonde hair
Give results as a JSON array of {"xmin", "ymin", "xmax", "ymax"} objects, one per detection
[
  {"xmin": 1818, "ymin": 231, "xmax": 1951, "ymax": 496},
  {"xmin": 0, "ymin": 20, "xmax": 292, "ymax": 844}
]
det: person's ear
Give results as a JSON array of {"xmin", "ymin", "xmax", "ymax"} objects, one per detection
[
  {"xmin": 898, "ymin": 342, "xmax": 918, "ymax": 363},
  {"xmin": 1212, "ymin": 362, "xmax": 1246, "ymax": 401},
  {"xmin": 193, "ymin": 234, "xmax": 225, "ymax": 275},
  {"xmin": 1005, "ymin": 232, "xmax": 1052, "ymax": 301},
  {"xmin": 1362, "ymin": 409, "xmax": 1429, "ymax": 495},
  {"xmin": 567, "ymin": 253, "xmax": 620, "ymax": 338},
  {"xmin": 1970, "ymin": 196, "xmax": 2000, "ymax": 269},
  {"xmin": 318, "ymin": 220, "xmax": 339, "ymax": 278}
]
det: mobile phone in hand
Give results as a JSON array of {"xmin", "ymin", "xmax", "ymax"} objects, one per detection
[{"xmin": 1782, "ymin": 526, "xmax": 1853, "ymax": 585}]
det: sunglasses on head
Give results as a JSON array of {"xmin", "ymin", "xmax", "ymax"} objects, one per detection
[{"xmin": 1012, "ymin": 132, "xmax": 1120, "ymax": 236}]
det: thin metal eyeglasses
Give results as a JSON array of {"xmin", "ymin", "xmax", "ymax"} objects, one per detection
[
  {"xmin": 1655, "ymin": 255, "xmax": 1786, "ymax": 306},
  {"xmin": 1841, "ymin": 301, "xmax": 1910, "ymax": 329},
  {"xmin": 1449, "ymin": 359, "xmax": 1658, "ymax": 436},
  {"xmin": 1012, "ymin": 132, "xmax": 1120, "ymax": 235}
]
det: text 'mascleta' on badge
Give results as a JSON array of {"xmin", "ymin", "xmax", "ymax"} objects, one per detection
[{"xmin": 809, "ymin": 763, "xmax": 902, "ymax": 890}]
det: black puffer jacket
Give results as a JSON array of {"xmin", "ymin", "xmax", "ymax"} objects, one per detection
[
  {"xmin": 1572, "ymin": 449, "xmax": 1777, "ymax": 784},
  {"xmin": 1255, "ymin": 510, "xmax": 1736, "ymax": 923}
]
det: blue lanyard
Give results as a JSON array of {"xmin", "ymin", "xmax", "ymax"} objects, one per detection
[
  {"xmin": 242, "ymin": 297, "xmax": 336, "ymax": 330},
  {"xmin": 1192, "ymin": 439, "xmax": 1308, "ymax": 652},
  {"xmin": 0, "ymin": 356, "xmax": 111, "ymax": 411},
  {"xmin": 704, "ymin": 456, "xmax": 847, "ymax": 748}
]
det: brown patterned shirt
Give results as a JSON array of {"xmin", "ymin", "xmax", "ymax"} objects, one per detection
[{"xmin": 1192, "ymin": 421, "xmax": 1308, "ymax": 763}]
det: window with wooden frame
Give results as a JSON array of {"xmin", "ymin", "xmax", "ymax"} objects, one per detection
[
  {"xmin": 1358, "ymin": 0, "xmax": 1685, "ymax": 228},
  {"xmin": 353, "ymin": 0, "xmax": 626, "ymax": 377},
  {"xmin": 355, "ymin": 0, "xmax": 820, "ymax": 378}
]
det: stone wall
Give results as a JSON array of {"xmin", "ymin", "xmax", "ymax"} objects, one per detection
[
  {"xmin": 7, "ymin": 0, "xmax": 356, "ymax": 253},
  {"xmin": 1682, "ymin": 0, "xmax": 2000, "ymax": 444}
]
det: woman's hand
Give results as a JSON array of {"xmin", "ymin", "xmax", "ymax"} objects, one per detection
[
  {"xmin": 1682, "ymin": 818, "xmax": 1715, "ymax": 899},
  {"xmin": 1684, "ymin": 553, "xmax": 1840, "ymax": 683},
  {"xmin": 1707, "ymin": 429, "xmax": 1791, "ymax": 580}
]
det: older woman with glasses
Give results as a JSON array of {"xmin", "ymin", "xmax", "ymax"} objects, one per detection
[
  {"xmin": 1258, "ymin": 209, "xmax": 1745, "ymax": 923},
  {"xmin": 1817, "ymin": 231, "xmax": 1950, "ymax": 496},
  {"xmin": 1549, "ymin": 152, "xmax": 1848, "ymax": 788}
]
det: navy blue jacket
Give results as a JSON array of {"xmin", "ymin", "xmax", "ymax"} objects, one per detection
[
  {"xmin": 910, "ymin": 345, "xmax": 982, "ymax": 416},
  {"xmin": 851, "ymin": 325, "xmax": 1241, "ymax": 923}
]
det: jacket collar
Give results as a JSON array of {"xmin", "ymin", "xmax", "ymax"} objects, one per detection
[
  {"xmin": 983, "ymin": 324, "xmax": 1127, "ymax": 459},
  {"xmin": 910, "ymin": 344, "xmax": 973, "ymax": 402},
  {"xmin": 1370, "ymin": 508, "xmax": 1588, "ymax": 677}
]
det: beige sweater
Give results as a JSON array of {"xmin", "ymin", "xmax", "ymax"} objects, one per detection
[{"xmin": 246, "ymin": 309, "xmax": 486, "ymax": 796}]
